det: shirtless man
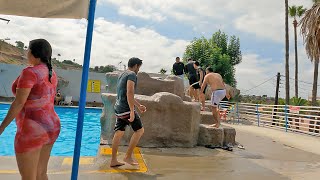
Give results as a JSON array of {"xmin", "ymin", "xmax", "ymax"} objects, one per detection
[{"xmin": 201, "ymin": 67, "xmax": 226, "ymax": 128}]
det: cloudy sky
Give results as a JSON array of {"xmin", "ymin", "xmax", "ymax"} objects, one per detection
[{"xmin": 0, "ymin": 0, "xmax": 316, "ymax": 99}]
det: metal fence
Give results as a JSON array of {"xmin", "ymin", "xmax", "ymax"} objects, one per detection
[{"xmin": 219, "ymin": 101, "xmax": 320, "ymax": 136}]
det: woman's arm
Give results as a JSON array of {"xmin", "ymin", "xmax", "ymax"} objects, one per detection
[{"xmin": 0, "ymin": 88, "xmax": 31, "ymax": 134}]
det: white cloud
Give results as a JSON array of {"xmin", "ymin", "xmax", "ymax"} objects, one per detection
[
  {"xmin": 233, "ymin": 0, "xmax": 313, "ymax": 43},
  {"xmin": 101, "ymin": 0, "xmax": 314, "ymax": 43},
  {"xmin": 235, "ymin": 54, "xmax": 282, "ymax": 97},
  {"xmin": 101, "ymin": 0, "xmax": 230, "ymax": 27},
  {"xmin": 1, "ymin": 16, "xmax": 188, "ymax": 74},
  {"xmin": 236, "ymin": 48, "xmax": 319, "ymax": 99},
  {"xmin": 118, "ymin": 6, "xmax": 166, "ymax": 22},
  {"xmin": 98, "ymin": 0, "xmax": 318, "ymax": 98}
]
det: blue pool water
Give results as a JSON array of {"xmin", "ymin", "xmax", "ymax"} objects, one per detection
[{"xmin": 0, "ymin": 103, "xmax": 101, "ymax": 156}]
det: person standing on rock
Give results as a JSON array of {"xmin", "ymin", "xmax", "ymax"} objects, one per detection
[
  {"xmin": 185, "ymin": 58, "xmax": 198, "ymax": 101},
  {"xmin": 172, "ymin": 57, "xmax": 185, "ymax": 80},
  {"xmin": 192, "ymin": 61, "xmax": 206, "ymax": 111},
  {"xmin": 110, "ymin": 57, "xmax": 147, "ymax": 167},
  {"xmin": 200, "ymin": 67, "xmax": 226, "ymax": 128}
]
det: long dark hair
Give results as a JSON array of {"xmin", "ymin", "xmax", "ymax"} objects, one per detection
[{"xmin": 29, "ymin": 39, "xmax": 53, "ymax": 83}]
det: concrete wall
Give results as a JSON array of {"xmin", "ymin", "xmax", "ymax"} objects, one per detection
[{"xmin": 0, "ymin": 63, "xmax": 106, "ymax": 103}]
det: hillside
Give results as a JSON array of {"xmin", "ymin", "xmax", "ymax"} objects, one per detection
[{"xmin": 0, "ymin": 40, "xmax": 83, "ymax": 70}]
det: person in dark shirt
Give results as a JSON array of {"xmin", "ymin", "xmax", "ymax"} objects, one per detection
[
  {"xmin": 110, "ymin": 57, "xmax": 147, "ymax": 167},
  {"xmin": 172, "ymin": 57, "xmax": 185, "ymax": 80},
  {"xmin": 193, "ymin": 61, "xmax": 206, "ymax": 110},
  {"xmin": 185, "ymin": 58, "xmax": 198, "ymax": 101}
]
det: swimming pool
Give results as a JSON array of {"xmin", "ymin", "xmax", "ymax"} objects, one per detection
[{"xmin": 0, "ymin": 103, "xmax": 101, "ymax": 156}]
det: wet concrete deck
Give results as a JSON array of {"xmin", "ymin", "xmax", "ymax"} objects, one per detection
[{"xmin": 1, "ymin": 124, "xmax": 319, "ymax": 180}]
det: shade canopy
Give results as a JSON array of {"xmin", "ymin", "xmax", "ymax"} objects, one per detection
[{"xmin": 0, "ymin": 0, "xmax": 89, "ymax": 19}]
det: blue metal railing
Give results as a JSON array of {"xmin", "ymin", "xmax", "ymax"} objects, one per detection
[{"xmin": 219, "ymin": 101, "xmax": 320, "ymax": 137}]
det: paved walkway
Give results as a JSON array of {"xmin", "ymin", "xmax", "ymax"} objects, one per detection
[
  {"xmin": 0, "ymin": 124, "xmax": 319, "ymax": 180},
  {"xmin": 226, "ymin": 123, "xmax": 320, "ymax": 156}
]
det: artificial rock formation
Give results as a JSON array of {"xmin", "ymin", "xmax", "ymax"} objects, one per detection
[
  {"xmin": 105, "ymin": 71, "xmax": 186, "ymax": 99},
  {"xmin": 100, "ymin": 92, "xmax": 201, "ymax": 148},
  {"xmin": 198, "ymin": 112, "xmax": 237, "ymax": 146},
  {"xmin": 102, "ymin": 71, "xmax": 237, "ymax": 148},
  {"xmin": 200, "ymin": 111, "xmax": 216, "ymax": 125},
  {"xmin": 197, "ymin": 125, "xmax": 236, "ymax": 146}
]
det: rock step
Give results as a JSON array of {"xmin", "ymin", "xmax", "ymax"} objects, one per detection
[
  {"xmin": 200, "ymin": 111, "xmax": 215, "ymax": 125},
  {"xmin": 198, "ymin": 124, "xmax": 236, "ymax": 147}
]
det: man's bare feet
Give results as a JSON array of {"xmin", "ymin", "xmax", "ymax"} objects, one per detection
[
  {"xmin": 123, "ymin": 157, "xmax": 139, "ymax": 166},
  {"xmin": 110, "ymin": 160, "xmax": 125, "ymax": 167}
]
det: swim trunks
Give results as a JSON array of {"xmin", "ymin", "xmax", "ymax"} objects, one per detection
[
  {"xmin": 211, "ymin": 89, "xmax": 227, "ymax": 107},
  {"xmin": 188, "ymin": 74, "xmax": 198, "ymax": 86},
  {"xmin": 114, "ymin": 110, "xmax": 143, "ymax": 132}
]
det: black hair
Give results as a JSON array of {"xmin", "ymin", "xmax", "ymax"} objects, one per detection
[
  {"xmin": 29, "ymin": 39, "xmax": 53, "ymax": 83},
  {"xmin": 194, "ymin": 61, "xmax": 200, "ymax": 66},
  {"xmin": 188, "ymin": 58, "xmax": 192, "ymax": 61},
  {"xmin": 128, "ymin": 57, "xmax": 143, "ymax": 68},
  {"xmin": 206, "ymin": 67, "xmax": 214, "ymax": 72},
  {"xmin": 176, "ymin": 57, "xmax": 180, "ymax": 60}
]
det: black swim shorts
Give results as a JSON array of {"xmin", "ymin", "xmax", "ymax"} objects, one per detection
[
  {"xmin": 188, "ymin": 74, "xmax": 198, "ymax": 85},
  {"xmin": 192, "ymin": 82, "xmax": 201, "ymax": 89},
  {"xmin": 114, "ymin": 112, "xmax": 143, "ymax": 132}
]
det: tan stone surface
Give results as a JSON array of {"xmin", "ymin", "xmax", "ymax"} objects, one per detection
[
  {"xmin": 105, "ymin": 72, "xmax": 186, "ymax": 99},
  {"xmin": 198, "ymin": 124, "xmax": 224, "ymax": 146},
  {"xmin": 222, "ymin": 126, "xmax": 237, "ymax": 145},
  {"xmin": 100, "ymin": 92, "xmax": 201, "ymax": 147},
  {"xmin": 200, "ymin": 111, "xmax": 216, "ymax": 125},
  {"xmin": 136, "ymin": 72, "xmax": 185, "ymax": 98}
]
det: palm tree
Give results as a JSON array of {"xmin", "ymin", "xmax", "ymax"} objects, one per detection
[
  {"xmin": 285, "ymin": 0, "xmax": 290, "ymax": 105},
  {"xmin": 289, "ymin": 5, "xmax": 306, "ymax": 98},
  {"xmin": 300, "ymin": 0, "xmax": 320, "ymax": 105}
]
